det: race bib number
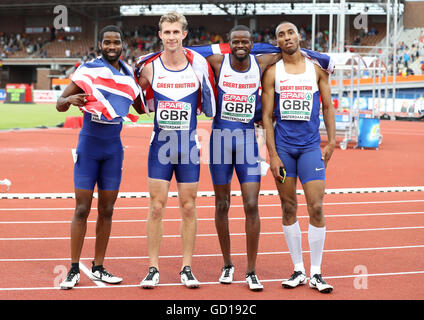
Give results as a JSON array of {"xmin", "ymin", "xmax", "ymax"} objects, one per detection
[
  {"xmin": 221, "ymin": 94, "xmax": 256, "ymax": 123},
  {"xmin": 279, "ymin": 91, "xmax": 313, "ymax": 121},
  {"xmin": 157, "ymin": 101, "xmax": 191, "ymax": 130},
  {"xmin": 91, "ymin": 113, "xmax": 120, "ymax": 125}
]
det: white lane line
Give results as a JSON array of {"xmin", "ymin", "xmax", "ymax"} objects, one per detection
[
  {"xmin": 79, "ymin": 262, "xmax": 105, "ymax": 287},
  {"xmin": 1, "ymin": 199, "xmax": 424, "ymax": 215},
  {"xmin": 1, "ymin": 270, "xmax": 424, "ymax": 291},
  {"xmin": 1, "ymin": 244, "xmax": 424, "ymax": 262},
  {"xmin": 2, "ymin": 186, "xmax": 424, "ymax": 199},
  {"xmin": 1, "ymin": 226, "xmax": 424, "ymax": 241},
  {"xmin": 1, "ymin": 211, "xmax": 423, "ymax": 224}
]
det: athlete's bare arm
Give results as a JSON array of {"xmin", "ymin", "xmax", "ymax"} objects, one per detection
[
  {"xmin": 138, "ymin": 63, "xmax": 153, "ymax": 90},
  {"xmin": 261, "ymin": 64, "xmax": 284, "ymax": 182},
  {"xmin": 316, "ymin": 65, "xmax": 336, "ymax": 168},
  {"xmin": 206, "ymin": 54, "xmax": 224, "ymax": 82},
  {"xmin": 256, "ymin": 53, "xmax": 282, "ymax": 76},
  {"xmin": 56, "ymin": 81, "xmax": 86, "ymax": 112}
]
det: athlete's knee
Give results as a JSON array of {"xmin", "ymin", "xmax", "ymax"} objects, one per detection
[
  {"xmin": 180, "ymin": 200, "xmax": 196, "ymax": 220},
  {"xmin": 98, "ymin": 203, "xmax": 115, "ymax": 219},
  {"xmin": 243, "ymin": 198, "xmax": 259, "ymax": 217},
  {"xmin": 308, "ymin": 201, "xmax": 324, "ymax": 225},
  {"xmin": 74, "ymin": 204, "xmax": 90, "ymax": 221},
  {"xmin": 150, "ymin": 201, "xmax": 165, "ymax": 221},
  {"xmin": 215, "ymin": 198, "xmax": 230, "ymax": 215}
]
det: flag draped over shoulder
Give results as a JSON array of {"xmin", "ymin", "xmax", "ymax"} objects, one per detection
[
  {"xmin": 187, "ymin": 43, "xmax": 335, "ymax": 74},
  {"xmin": 71, "ymin": 57, "xmax": 147, "ymax": 123},
  {"xmin": 135, "ymin": 48, "xmax": 216, "ymax": 118}
]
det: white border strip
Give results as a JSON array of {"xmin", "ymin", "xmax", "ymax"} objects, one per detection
[{"xmin": 1, "ymin": 186, "xmax": 424, "ymax": 200}]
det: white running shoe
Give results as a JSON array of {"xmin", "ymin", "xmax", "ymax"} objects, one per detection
[
  {"xmin": 140, "ymin": 267, "xmax": 160, "ymax": 289},
  {"xmin": 282, "ymin": 271, "xmax": 307, "ymax": 289},
  {"xmin": 180, "ymin": 266, "xmax": 200, "ymax": 288},
  {"xmin": 219, "ymin": 265, "xmax": 235, "ymax": 284},
  {"xmin": 60, "ymin": 269, "xmax": 80, "ymax": 290},
  {"xmin": 246, "ymin": 272, "xmax": 264, "ymax": 291},
  {"xmin": 309, "ymin": 274, "xmax": 333, "ymax": 293},
  {"xmin": 90, "ymin": 263, "xmax": 123, "ymax": 284}
]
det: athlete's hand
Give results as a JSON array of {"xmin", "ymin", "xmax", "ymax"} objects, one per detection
[
  {"xmin": 321, "ymin": 142, "xmax": 336, "ymax": 168},
  {"xmin": 66, "ymin": 94, "xmax": 89, "ymax": 107},
  {"xmin": 270, "ymin": 155, "xmax": 286, "ymax": 183}
]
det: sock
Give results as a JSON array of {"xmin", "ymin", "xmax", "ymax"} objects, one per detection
[
  {"xmin": 282, "ymin": 221, "xmax": 305, "ymax": 274},
  {"xmin": 71, "ymin": 263, "xmax": 80, "ymax": 272},
  {"xmin": 308, "ymin": 224, "xmax": 326, "ymax": 277}
]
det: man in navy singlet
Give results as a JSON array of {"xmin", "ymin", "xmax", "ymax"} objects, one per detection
[
  {"xmin": 137, "ymin": 12, "xmax": 206, "ymax": 289},
  {"xmin": 262, "ymin": 21, "xmax": 336, "ymax": 293},
  {"xmin": 205, "ymin": 25, "xmax": 282, "ymax": 291},
  {"xmin": 56, "ymin": 25, "xmax": 144, "ymax": 289}
]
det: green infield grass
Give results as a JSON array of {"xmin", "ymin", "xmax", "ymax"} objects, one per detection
[{"xmin": 0, "ymin": 103, "xmax": 212, "ymax": 130}]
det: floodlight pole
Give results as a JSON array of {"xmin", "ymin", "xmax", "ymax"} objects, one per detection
[
  {"xmin": 311, "ymin": 0, "xmax": 316, "ymax": 50},
  {"xmin": 384, "ymin": 0, "xmax": 390, "ymax": 115},
  {"xmin": 329, "ymin": 0, "xmax": 333, "ymax": 52},
  {"xmin": 392, "ymin": 0, "xmax": 398, "ymax": 120}
]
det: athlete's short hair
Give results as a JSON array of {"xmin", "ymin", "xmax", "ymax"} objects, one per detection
[
  {"xmin": 99, "ymin": 25, "xmax": 123, "ymax": 42},
  {"xmin": 229, "ymin": 25, "xmax": 252, "ymax": 37},
  {"xmin": 275, "ymin": 21, "xmax": 299, "ymax": 37},
  {"xmin": 159, "ymin": 11, "xmax": 188, "ymax": 31}
]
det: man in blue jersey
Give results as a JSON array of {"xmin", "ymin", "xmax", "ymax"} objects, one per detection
[
  {"xmin": 205, "ymin": 25, "xmax": 281, "ymax": 291},
  {"xmin": 56, "ymin": 25, "xmax": 144, "ymax": 289},
  {"xmin": 261, "ymin": 21, "xmax": 336, "ymax": 293},
  {"xmin": 137, "ymin": 12, "xmax": 208, "ymax": 289}
]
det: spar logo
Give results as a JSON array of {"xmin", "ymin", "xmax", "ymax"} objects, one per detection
[{"xmin": 158, "ymin": 101, "xmax": 190, "ymax": 110}]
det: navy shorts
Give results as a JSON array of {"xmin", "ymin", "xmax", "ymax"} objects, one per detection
[
  {"xmin": 74, "ymin": 135, "xmax": 124, "ymax": 191},
  {"xmin": 209, "ymin": 128, "xmax": 260, "ymax": 185},
  {"xmin": 276, "ymin": 145, "xmax": 325, "ymax": 184},
  {"xmin": 148, "ymin": 130, "xmax": 200, "ymax": 183}
]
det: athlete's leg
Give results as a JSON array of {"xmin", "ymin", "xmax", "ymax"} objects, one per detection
[
  {"xmin": 177, "ymin": 182, "xmax": 199, "ymax": 269},
  {"xmin": 302, "ymin": 180, "xmax": 326, "ymax": 276},
  {"xmin": 93, "ymin": 189, "xmax": 120, "ymax": 266},
  {"xmin": 275, "ymin": 147, "xmax": 305, "ymax": 275},
  {"xmin": 213, "ymin": 183, "xmax": 232, "ymax": 267},
  {"xmin": 70, "ymin": 188, "xmax": 94, "ymax": 264},
  {"xmin": 240, "ymin": 182, "xmax": 260, "ymax": 274},
  {"xmin": 147, "ymin": 178, "xmax": 170, "ymax": 270}
]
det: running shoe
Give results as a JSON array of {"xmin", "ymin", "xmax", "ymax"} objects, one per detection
[
  {"xmin": 282, "ymin": 270, "xmax": 307, "ymax": 289},
  {"xmin": 180, "ymin": 266, "xmax": 200, "ymax": 288},
  {"xmin": 309, "ymin": 274, "xmax": 333, "ymax": 293},
  {"xmin": 60, "ymin": 269, "xmax": 80, "ymax": 290},
  {"xmin": 219, "ymin": 265, "xmax": 235, "ymax": 284},
  {"xmin": 245, "ymin": 272, "xmax": 264, "ymax": 291},
  {"xmin": 140, "ymin": 267, "xmax": 160, "ymax": 289},
  {"xmin": 90, "ymin": 262, "xmax": 123, "ymax": 284}
]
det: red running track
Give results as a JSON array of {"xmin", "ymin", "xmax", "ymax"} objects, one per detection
[{"xmin": 0, "ymin": 119, "xmax": 423, "ymax": 302}]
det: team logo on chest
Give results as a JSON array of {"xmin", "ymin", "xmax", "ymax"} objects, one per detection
[
  {"xmin": 157, "ymin": 101, "xmax": 191, "ymax": 130},
  {"xmin": 221, "ymin": 93, "xmax": 256, "ymax": 123},
  {"xmin": 279, "ymin": 81, "xmax": 314, "ymax": 121}
]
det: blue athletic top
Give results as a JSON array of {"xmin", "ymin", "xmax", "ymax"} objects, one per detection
[
  {"xmin": 151, "ymin": 57, "xmax": 200, "ymax": 136},
  {"xmin": 273, "ymin": 58, "xmax": 321, "ymax": 148},
  {"xmin": 213, "ymin": 54, "xmax": 261, "ymax": 131}
]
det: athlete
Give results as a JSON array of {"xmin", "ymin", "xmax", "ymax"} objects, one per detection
[
  {"xmin": 204, "ymin": 25, "xmax": 281, "ymax": 291},
  {"xmin": 56, "ymin": 25, "xmax": 144, "ymax": 289},
  {"xmin": 137, "ymin": 12, "xmax": 215, "ymax": 289},
  {"xmin": 261, "ymin": 21, "xmax": 336, "ymax": 293}
]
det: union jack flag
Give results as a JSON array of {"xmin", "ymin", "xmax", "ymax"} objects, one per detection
[
  {"xmin": 135, "ymin": 48, "xmax": 216, "ymax": 118},
  {"xmin": 71, "ymin": 57, "xmax": 147, "ymax": 123},
  {"xmin": 188, "ymin": 43, "xmax": 335, "ymax": 74}
]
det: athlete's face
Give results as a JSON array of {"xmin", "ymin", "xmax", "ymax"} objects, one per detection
[
  {"xmin": 229, "ymin": 30, "xmax": 253, "ymax": 62},
  {"xmin": 276, "ymin": 23, "xmax": 300, "ymax": 55},
  {"xmin": 99, "ymin": 31, "xmax": 123, "ymax": 63},
  {"xmin": 159, "ymin": 21, "xmax": 187, "ymax": 52}
]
